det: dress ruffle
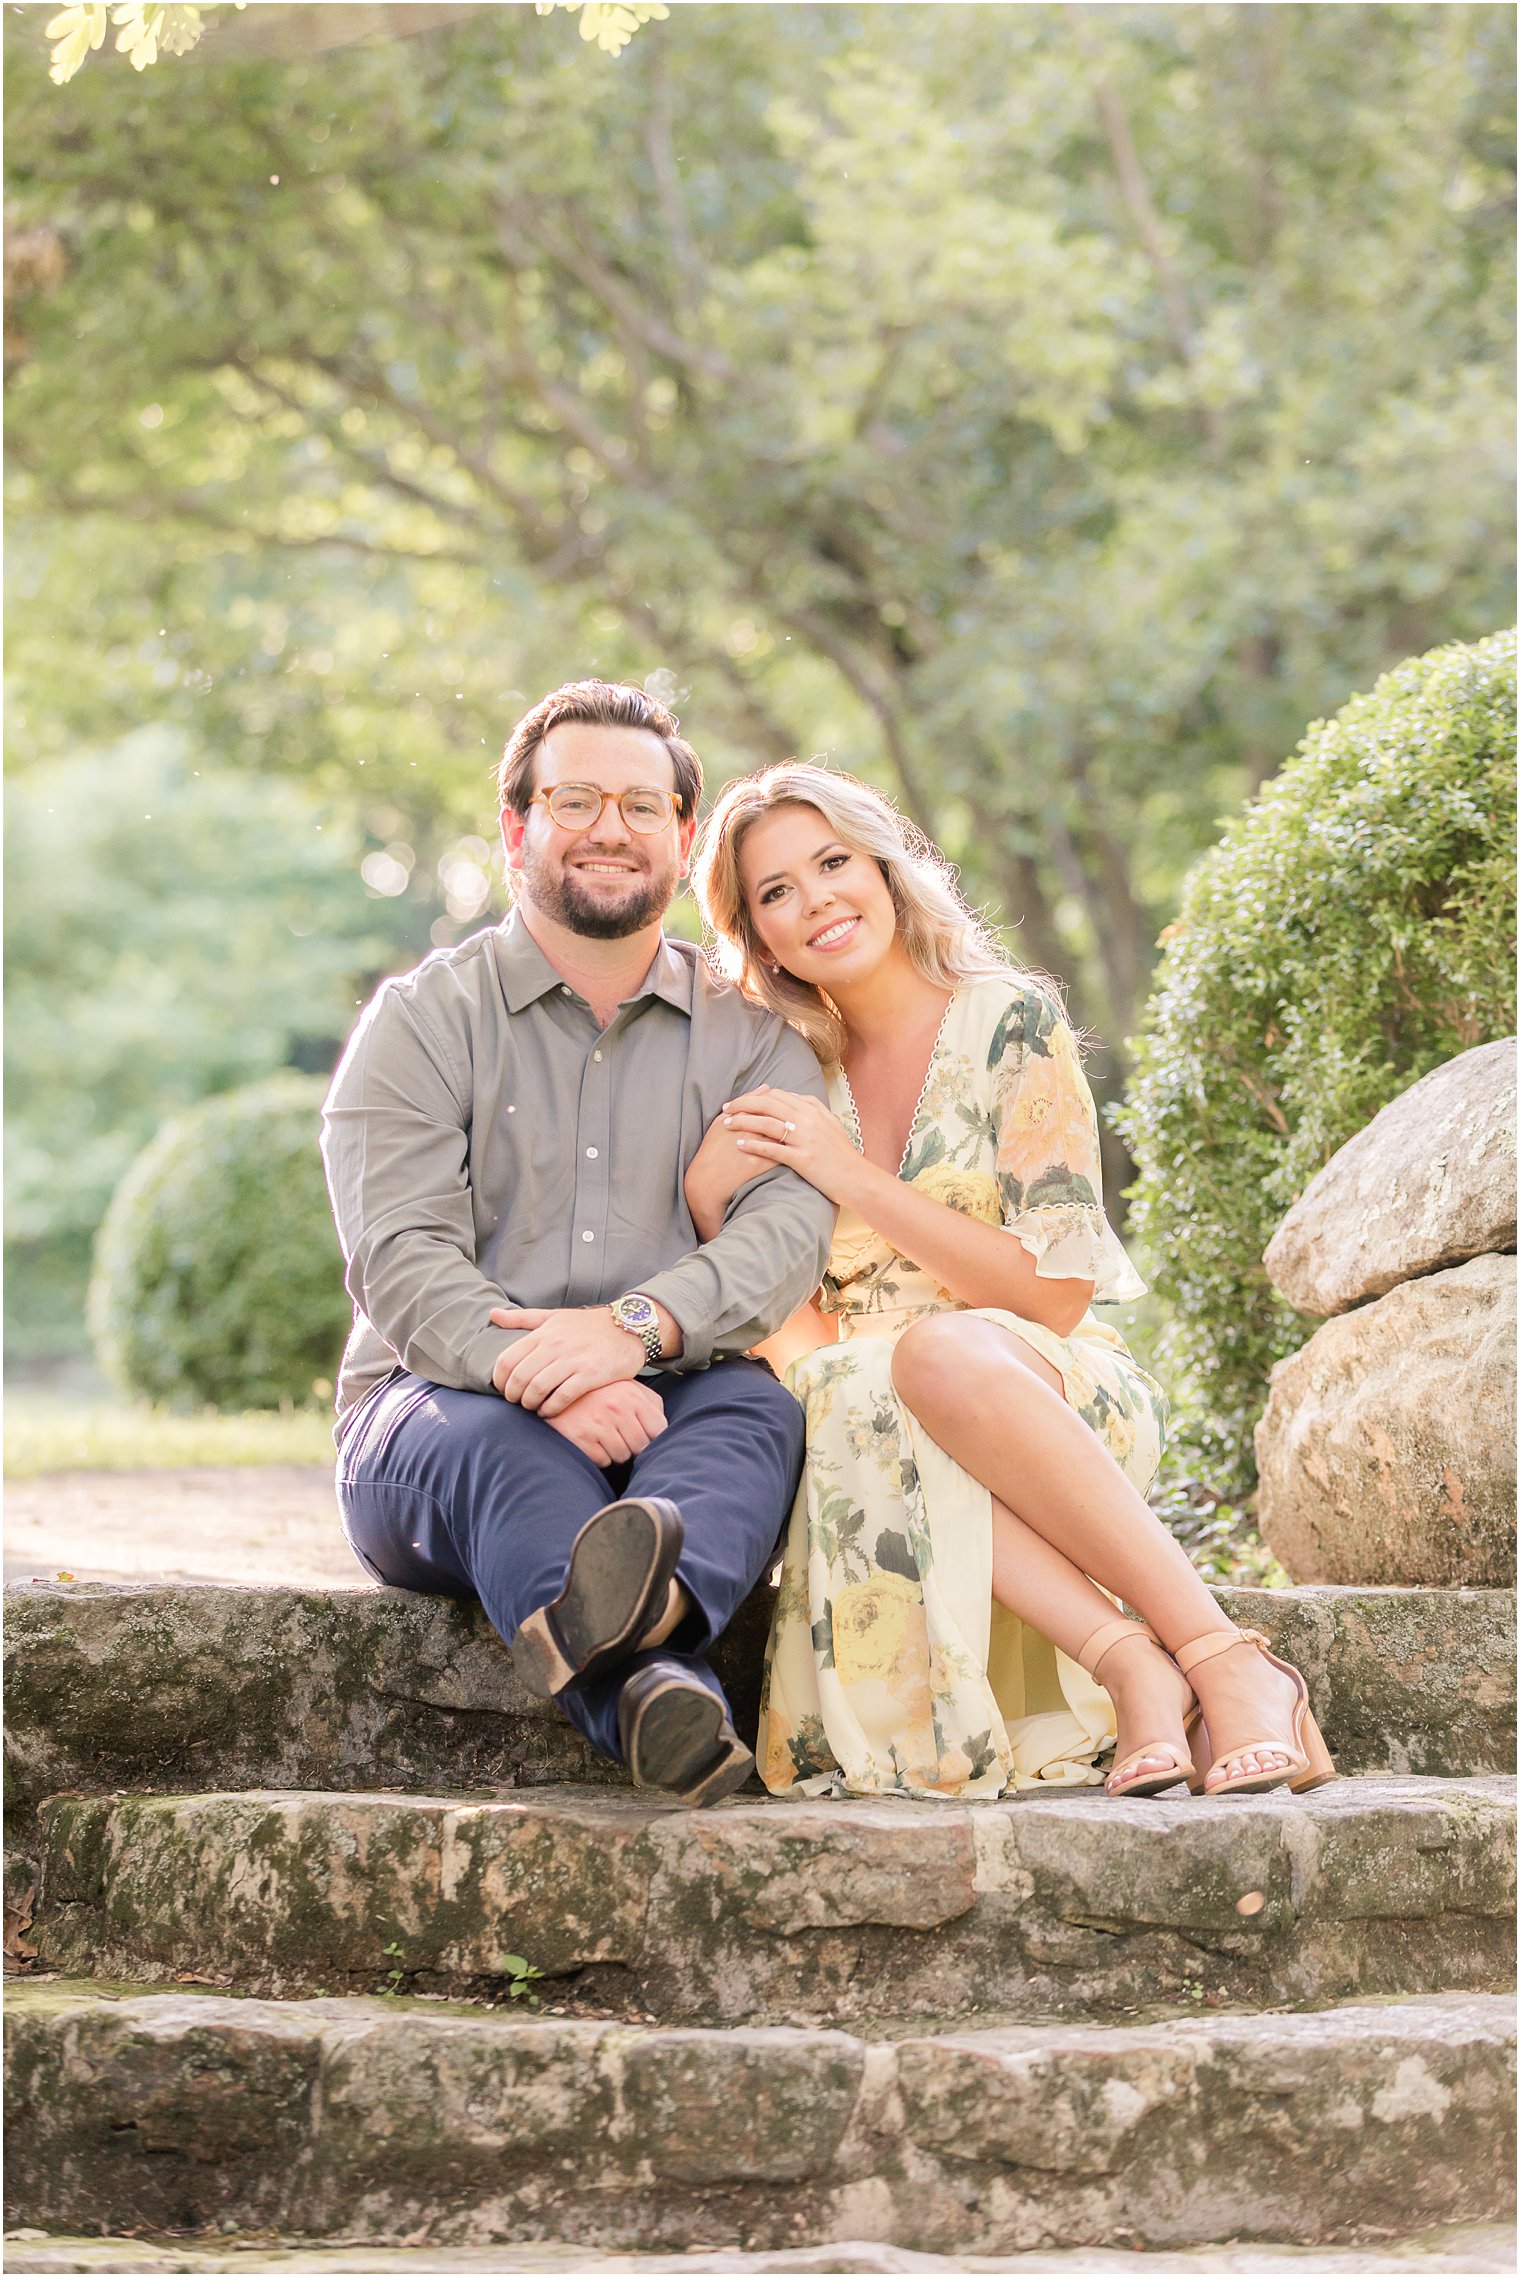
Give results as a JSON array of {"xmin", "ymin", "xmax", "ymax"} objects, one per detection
[{"xmin": 1003, "ymin": 1202, "xmax": 1148, "ymax": 1306}]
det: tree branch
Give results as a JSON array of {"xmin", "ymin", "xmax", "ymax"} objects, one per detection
[
  {"xmin": 229, "ymin": 360, "xmax": 498, "ymax": 539},
  {"xmin": 15, "ymin": 461, "xmax": 483, "ymax": 566},
  {"xmin": 1070, "ymin": 6, "xmax": 1227, "ymax": 462},
  {"xmin": 205, "ymin": 3, "xmax": 495, "ymax": 63},
  {"xmin": 502, "ymin": 195, "xmax": 733, "ymax": 385},
  {"xmin": 775, "ymin": 603, "xmax": 937, "ymax": 830},
  {"xmin": 644, "ymin": 41, "xmax": 704, "ymax": 318}
]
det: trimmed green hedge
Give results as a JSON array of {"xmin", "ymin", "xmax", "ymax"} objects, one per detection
[
  {"xmin": 88, "ymin": 1076, "xmax": 350, "ymax": 1412},
  {"xmin": 1117, "ymin": 629, "xmax": 1516, "ymax": 1494}
]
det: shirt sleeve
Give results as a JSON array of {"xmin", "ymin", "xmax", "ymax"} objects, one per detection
[
  {"xmin": 636, "ymin": 1019, "xmax": 838, "ymax": 1368},
  {"xmin": 320, "ymin": 983, "xmax": 519, "ymax": 1395},
  {"xmin": 989, "ymin": 988, "xmax": 1147, "ymax": 1304}
]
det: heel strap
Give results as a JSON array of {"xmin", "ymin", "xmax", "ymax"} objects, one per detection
[
  {"xmin": 1077, "ymin": 1616, "xmax": 1157, "ymax": 1681},
  {"xmin": 1174, "ymin": 1626, "xmax": 1268, "ymax": 1679}
]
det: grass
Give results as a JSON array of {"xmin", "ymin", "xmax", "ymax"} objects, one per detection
[{"xmin": 4, "ymin": 1392, "xmax": 335, "ymax": 1476}]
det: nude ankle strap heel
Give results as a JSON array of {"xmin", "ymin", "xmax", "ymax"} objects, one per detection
[
  {"xmin": 1076, "ymin": 1616, "xmax": 1200, "ymax": 1800},
  {"xmin": 1173, "ymin": 1627, "xmax": 1337, "ymax": 1797}
]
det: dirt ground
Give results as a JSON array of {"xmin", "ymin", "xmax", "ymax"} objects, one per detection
[{"xmin": 3, "ymin": 1467, "xmax": 367, "ymax": 1590}]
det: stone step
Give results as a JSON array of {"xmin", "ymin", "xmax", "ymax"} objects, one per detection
[
  {"xmin": 6, "ymin": 2229, "xmax": 1517, "ymax": 2275},
  {"xmin": 27, "ymin": 1776, "xmax": 1514, "ymax": 2026},
  {"xmin": 5, "ymin": 1579, "xmax": 1513, "ymax": 1832},
  {"xmin": 5, "ymin": 1984, "xmax": 1512, "ymax": 2254}
]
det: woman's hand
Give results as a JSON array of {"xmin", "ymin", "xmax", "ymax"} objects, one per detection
[
  {"xmin": 721, "ymin": 1086, "xmax": 865, "ymax": 1208},
  {"xmin": 684, "ymin": 1115, "xmax": 767, "ymax": 1243}
]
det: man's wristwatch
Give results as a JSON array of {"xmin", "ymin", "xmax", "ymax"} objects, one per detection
[{"xmin": 609, "ymin": 1291, "xmax": 664, "ymax": 1368}]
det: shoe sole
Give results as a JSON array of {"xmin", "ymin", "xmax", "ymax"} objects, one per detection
[
  {"xmin": 1107, "ymin": 1769, "xmax": 1196, "ymax": 1799},
  {"xmin": 624, "ymin": 1675, "xmax": 755, "ymax": 1807},
  {"xmin": 513, "ymin": 1497, "xmax": 683, "ymax": 1699},
  {"xmin": 1205, "ymin": 1767, "xmax": 1337, "ymax": 1797}
]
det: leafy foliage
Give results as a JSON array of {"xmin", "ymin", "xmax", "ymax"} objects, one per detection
[
  {"xmin": 4, "ymin": 730, "xmax": 406, "ymax": 1352},
  {"xmin": 40, "ymin": 2, "xmax": 658, "ymax": 88},
  {"xmin": 534, "ymin": 2, "xmax": 666, "ymax": 58},
  {"xmin": 44, "ymin": 3, "xmax": 243, "ymax": 85},
  {"xmin": 1117, "ymin": 629, "xmax": 1517, "ymax": 1493},
  {"xmin": 88, "ymin": 1074, "xmax": 352, "ymax": 1409},
  {"xmin": 6, "ymin": 2, "xmax": 1513, "ymax": 1079},
  {"xmin": 6, "ymin": 4, "xmax": 1516, "ymax": 1410}
]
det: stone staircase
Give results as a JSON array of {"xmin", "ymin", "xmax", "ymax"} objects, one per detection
[{"xmin": 4, "ymin": 1576, "xmax": 1516, "ymax": 2264}]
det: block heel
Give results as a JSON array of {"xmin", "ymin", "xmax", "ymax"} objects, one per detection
[{"xmin": 1174, "ymin": 1626, "xmax": 1337, "ymax": 1798}]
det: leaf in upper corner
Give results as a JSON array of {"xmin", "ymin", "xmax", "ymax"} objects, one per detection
[{"xmin": 45, "ymin": 3, "xmax": 107, "ymax": 84}]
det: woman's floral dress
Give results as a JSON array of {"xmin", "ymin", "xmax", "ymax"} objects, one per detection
[{"xmin": 759, "ymin": 974, "xmax": 1168, "ymax": 1801}]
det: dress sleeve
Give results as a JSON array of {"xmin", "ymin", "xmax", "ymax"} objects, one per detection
[{"xmin": 988, "ymin": 988, "xmax": 1147, "ymax": 1305}]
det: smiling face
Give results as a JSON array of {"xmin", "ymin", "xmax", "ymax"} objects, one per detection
[
  {"xmin": 736, "ymin": 802, "xmax": 900, "ymax": 989},
  {"xmin": 502, "ymin": 719, "xmax": 698, "ymax": 940}
]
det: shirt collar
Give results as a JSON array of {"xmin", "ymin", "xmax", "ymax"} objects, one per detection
[{"xmin": 493, "ymin": 905, "xmax": 695, "ymax": 1018}]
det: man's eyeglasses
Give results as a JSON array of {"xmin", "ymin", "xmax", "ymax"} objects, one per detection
[{"xmin": 529, "ymin": 783, "xmax": 682, "ymax": 835}]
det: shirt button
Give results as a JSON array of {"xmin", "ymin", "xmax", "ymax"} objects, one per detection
[
  {"xmin": 506, "ymin": 1104, "xmax": 516, "ymax": 1114},
  {"xmin": 585, "ymin": 1146, "xmax": 599, "ymax": 1159},
  {"xmin": 561, "ymin": 984, "xmax": 572, "ymax": 994},
  {"xmin": 581, "ymin": 1230, "xmax": 595, "ymax": 1243},
  {"xmin": 593, "ymin": 1049, "xmax": 603, "ymax": 1062}
]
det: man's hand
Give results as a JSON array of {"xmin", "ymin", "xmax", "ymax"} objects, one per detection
[
  {"xmin": 490, "ymin": 1305, "xmax": 645, "ymax": 1414},
  {"xmin": 542, "ymin": 1379, "xmax": 669, "ymax": 1467}
]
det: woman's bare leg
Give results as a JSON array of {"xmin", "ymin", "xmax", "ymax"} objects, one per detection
[
  {"xmin": 893, "ymin": 1315, "xmax": 1299, "ymax": 1786},
  {"xmin": 988, "ymin": 1494, "xmax": 1194, "ymax": 1788}
]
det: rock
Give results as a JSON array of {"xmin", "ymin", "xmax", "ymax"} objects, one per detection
[
  {"xmin": 7, "ymin": 1580, "xmax": 1511, "ymax": 1843},
  {"xmin": 26, "ymin": 1777, "xmax": 1516, "ymax": 2025},
  {"xmin": 1264, "ymin": 1040, "xmax": 1516, "ymax": 1319},
  {"xmin": 1257, "ymin": 1256, "xmax": 1516, "ymax": 1586},
  {"xmin": 1, "ymin": 1569, "xmax": 777, "ymax": 1833},
  {"xmin": 1215, "ymin": 1583, "xmax": 1515, "ymax": 1778},
  {"xmin": 3, "ymin": 2233, "xmax": 1518, "ymax": 2274},
  {"xmin": 5, "ymin": 1985, "xmax": 1513, "ymax": 2251}
]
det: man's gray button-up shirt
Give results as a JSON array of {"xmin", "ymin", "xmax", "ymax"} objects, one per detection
[{"xmin": 321, "ymin": 908, "xmax": 837, "ymax": 1422}]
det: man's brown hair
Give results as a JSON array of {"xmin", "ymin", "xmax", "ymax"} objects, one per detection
[{"xmin": 496, "ymin": 680, "xmax": 703, "ymax": 819}]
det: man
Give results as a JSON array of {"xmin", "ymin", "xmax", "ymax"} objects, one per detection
[{"xmin": 321, "ymin": 681, "xmax": 835, "ymax": 1805}]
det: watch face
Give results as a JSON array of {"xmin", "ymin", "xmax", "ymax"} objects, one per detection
[{"xmin": 617, "ymin": 1295, "xmax": 657, "ymax": 1329}]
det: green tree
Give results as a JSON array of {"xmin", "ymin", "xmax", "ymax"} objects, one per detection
[
  {"xmin": 6, "ymin": 1, "xmax": 1513, "ymax": 1147},
  {"xmin": 4, "ymin": 730, "xmax": 407, "ymax": 1353}
]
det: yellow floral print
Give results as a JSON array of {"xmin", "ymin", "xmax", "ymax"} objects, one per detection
[
  {"xmin": 762, "ymin": 976, "xmax": 1167, "ymax": 1802},
  {"xmin": 832, "ymin": 1570, "xmax": 923, "ymax": 1685},
  {"xmin": 996, "ymin": 1019, "xmax": 1101, "ymax": 1197},
  {"xmin": 911, "ymin": 1163, "xmax": 1001, "ymax": 1223}
]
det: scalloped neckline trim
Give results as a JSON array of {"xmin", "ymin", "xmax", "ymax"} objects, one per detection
[{"xmin": 837, "ymin": 993, "xmax": 957, "ymax": 1181}]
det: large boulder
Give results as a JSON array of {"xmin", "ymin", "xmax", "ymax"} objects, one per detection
[
  {"xmin": 1256, "ymin": 1253, "xmax": 1516, "ymax": 1587},
  {"xmin": 1264, "ymin": 1039, "xmax": 1516, "ymax": 1319}
]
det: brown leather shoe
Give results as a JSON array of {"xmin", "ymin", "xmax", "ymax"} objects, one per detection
[
  {"xmin": 512, "ymin": 1497, "xmax": 684, "ymax": 1699},
  {"xmin": 617, "ymin": 1659, "xmax": 755, "ymax": 1806}
]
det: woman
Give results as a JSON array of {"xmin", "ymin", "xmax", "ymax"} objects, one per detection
[{"xmin": 688, "ymin": 763, "xmax": 1333, "ymax": 1805}]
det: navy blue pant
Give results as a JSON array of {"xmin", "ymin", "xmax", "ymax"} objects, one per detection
[{"xmin": 335, "ymin": 1359, "xmax": 805, "ymax": 1762}]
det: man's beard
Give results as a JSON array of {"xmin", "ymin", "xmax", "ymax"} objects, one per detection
[{"xmin": 520, "ymin": 842, "xmax": 678, "ymax": 940}]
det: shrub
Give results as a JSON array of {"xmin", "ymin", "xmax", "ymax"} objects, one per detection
[
  {"xmin": 88, "ymin": 1076, "xmax": 350, "ymax": 1412},
  {"xmin": 1117, "ymin": 629, "xmax": 1516, "ymax": 1494}
]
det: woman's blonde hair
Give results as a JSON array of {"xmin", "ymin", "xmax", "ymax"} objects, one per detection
[{"xmin": 693, "ymin": 761, "xmax": 1034, "ymax": 1065}]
